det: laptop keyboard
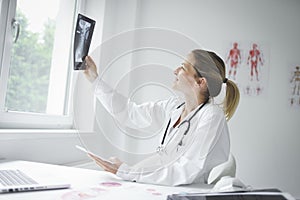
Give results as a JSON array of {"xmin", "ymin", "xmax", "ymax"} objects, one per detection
[{"xmin": 0, "ymin": 170, "xmax": 38, "ymax": 186}]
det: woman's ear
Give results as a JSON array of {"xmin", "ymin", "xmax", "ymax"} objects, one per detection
[
  {"xmin": 199, "ymin": 78, "xmax": 208, "ymax": 90},
  {"xmin": 195, "ymin": 77, "xmax": 205, "ymax": 86},
  {"xmin": 194, "ymin": 79, "xmax": 200, "ymax": 88}
]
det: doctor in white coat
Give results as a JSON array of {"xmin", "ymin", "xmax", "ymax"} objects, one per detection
[{"xmin": 83, "ymin": 49, "xmax": 240, "ymax": 186}]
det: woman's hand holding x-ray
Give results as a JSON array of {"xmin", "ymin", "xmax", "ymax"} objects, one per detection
[
  {"xmin": 84, "ymin": 56, "xmax": 98, "ymax": 83},
  {"xmin": 88, "ymin": 153, "xmax": 123, "ymax": 174}
]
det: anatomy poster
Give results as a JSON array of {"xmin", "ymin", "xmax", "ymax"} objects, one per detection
[
  {"xmin": 224, "ymin": 41, "xmax": 270, "ymax": 97},
  {"xmin": 289, "ymin": 64, "xmax": 300, "ymax": 108}
]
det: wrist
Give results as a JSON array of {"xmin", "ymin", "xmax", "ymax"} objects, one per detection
[
  {"xmin": 91, "ymin": 73, "xmax": 98, "ymax": 82},
  {"xmin": 87, "ymin": 73, "xmax": 98, "ymax": 83}
]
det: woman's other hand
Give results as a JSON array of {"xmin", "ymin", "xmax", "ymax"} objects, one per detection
[{"xmin": 88, "ymin": 154, "xmax": 123, "ymax": 174}]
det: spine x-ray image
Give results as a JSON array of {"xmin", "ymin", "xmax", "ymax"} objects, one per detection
[{"xmin": 73, "ymin": 14, "xmax": 95, "ymax": 70}]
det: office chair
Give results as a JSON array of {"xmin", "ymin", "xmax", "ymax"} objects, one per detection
[{"xmin": 207, "ymin": 153, "xmax": 236, "ymax": 185}]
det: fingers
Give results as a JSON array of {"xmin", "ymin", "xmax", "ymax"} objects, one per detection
[
  {"xmin": 108, "ymin": 157, "xmax": 122, "ymax": 166},
  {"xmin": 83, "ymin": 56, "xmax": 98, "ymax": 82},
  {"xmin": 88, "ymin": 154, "xmax": 120, "ymax": 174},
  {"xmin": 89, "ymin": 153, "xmax": 109, "ymax": 165},
  {"xmin": 83, "ymin": 56, "xmax": 91, "ymax": 72},
  {"xmin": 84, "ymin": 56, "xmax": 97, "ymax": 72},
  {"xmin": 88, "ymin": 154, "xmax": 108, "ymax": 169},
  {"xmin": 85, "ymin": 56, "xmax": 96, "ymax": 67}
]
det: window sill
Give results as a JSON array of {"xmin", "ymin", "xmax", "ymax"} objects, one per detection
[{"xmin": 0, "ymin": 129, "xmax": 95, "ymax": 140}]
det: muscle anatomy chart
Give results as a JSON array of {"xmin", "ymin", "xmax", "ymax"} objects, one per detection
[{"xmin": 224, "ymin": 42, "xmax": 269, "ymax": 97}]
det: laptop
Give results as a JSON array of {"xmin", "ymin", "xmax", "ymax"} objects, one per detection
[
  {"xmin": 0, "ymin": 161, "xmax": 70, "ymax": 193},
  {"xmin": 167, "ymin": 189, "xmax": 293, "ymax": 200}
]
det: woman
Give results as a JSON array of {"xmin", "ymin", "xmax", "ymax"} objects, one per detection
[{"xmin": 83, "ymin": 49, "xmax": 240, "ymax": 186}]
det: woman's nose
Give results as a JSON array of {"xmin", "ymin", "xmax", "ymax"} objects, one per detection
[{"xmin": 174, "ymin": 67, "xmax": 180, "ymax": 75}]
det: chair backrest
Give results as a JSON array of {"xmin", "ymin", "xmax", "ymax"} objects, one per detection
[{"xmin": 207, "ymin": 153, "xmax": 236, "ymax": 184}]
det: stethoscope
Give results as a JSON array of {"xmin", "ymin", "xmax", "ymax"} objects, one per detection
[{"xmin": 156, "ymin": 99, "xmax": 208, "ymax": 154}]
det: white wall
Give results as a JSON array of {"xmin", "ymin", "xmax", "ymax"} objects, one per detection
[{"xmin": 84, "ymin": 0, "xmax": 300, "ymax": 197}]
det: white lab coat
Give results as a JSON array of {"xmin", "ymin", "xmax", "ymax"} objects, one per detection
[{"xmin": 93, "ymin": 77, "xmax": 230, "ymax": 186}]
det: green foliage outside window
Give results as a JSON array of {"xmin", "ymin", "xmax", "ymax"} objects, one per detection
[{"xmin": 5, "ymin": 10, "xmax": 55, "ymax": 113}]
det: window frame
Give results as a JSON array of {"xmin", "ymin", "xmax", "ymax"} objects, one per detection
[{"xmin": 0, "ymin": 0, "xmax": 81, "ymax": 129}]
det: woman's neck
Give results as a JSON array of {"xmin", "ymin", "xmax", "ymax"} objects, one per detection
[{"xmin": 182, "ymin": 94, "xmax": 207, "ymax": 117}]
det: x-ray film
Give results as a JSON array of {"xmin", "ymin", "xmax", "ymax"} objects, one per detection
[{"xmin": 73, "ymin": 14, "xmax": 95, "ymax": 70}]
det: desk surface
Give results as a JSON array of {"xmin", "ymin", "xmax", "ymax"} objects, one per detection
[{"xmin": 0, "ymin": 160, "xmax": 213, "ymax": 200}]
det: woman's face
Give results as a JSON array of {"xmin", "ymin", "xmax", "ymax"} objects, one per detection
[{"xmin": 172, "ymin": 53, "xmax": 200, "ymax": 93}]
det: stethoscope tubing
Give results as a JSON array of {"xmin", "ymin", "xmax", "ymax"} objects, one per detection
[{"xmin": 157, "ymin": 99, "xmax": 208, "ymax": 153}]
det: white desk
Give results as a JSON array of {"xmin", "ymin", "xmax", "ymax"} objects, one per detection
[{"xmin": 0, "ymin": 160, "xmax": 213, "ymax": 200}]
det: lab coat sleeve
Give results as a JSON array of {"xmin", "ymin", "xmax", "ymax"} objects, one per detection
[
  {"xmin": 92, "ymin": 77, "xmax": 179, "ymax": 129},
  {"xmin": 116, "ymin": 105, "xmax": 229, "ymax": 186},
  {"xmin": 116, "ymin": 154, "xmax": 204, "ymax": 186}
]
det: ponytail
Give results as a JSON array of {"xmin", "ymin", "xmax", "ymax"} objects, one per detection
[{"xmin": 223, "ymin": 79, "xmax": 240, "ymax": 121}]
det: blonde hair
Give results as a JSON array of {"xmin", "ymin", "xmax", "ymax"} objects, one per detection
[{"xmin": 192, "ymin": 49, "xmax": 240, "ymax": 121}]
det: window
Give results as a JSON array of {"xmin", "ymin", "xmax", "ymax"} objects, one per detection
[{"xmin": 0, "ymin": 0, "xmax": 79, "ymax": 129}]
